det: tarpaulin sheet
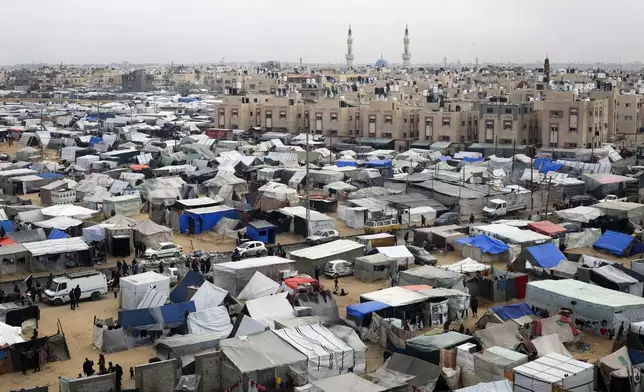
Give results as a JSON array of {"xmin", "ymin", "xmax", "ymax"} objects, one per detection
[
  {"xmin": 47, "ymin": 228, "xmax": 69, "ymax": 240},
  {"xmin": 456, "ymin": 234, "xmax": 509, "ymax": 255},
  {"xmin": 160, "ymin": 301, "xmax": 196, "ymax": 326},
  {"xmin": 534, "ymin": 158, "xmax": 563, "ymax": 173},
  {"xmin": 594, "ymin": 230, "xmax": 635, "ymax": 257},
  {"xmin": 527, "ymin": 242, "xmax": 566, "ymax": 268},
  {"xmin": 119, "ymin": 308, "xmax": 156, "ymax": 329},
  {"xmin": 490, "ymin": 303, "xmax": 535, "ymax": 321},
  {"xmin": 187, "ymin": 306, "xmax": 232, "ymax": 337},
  {"xmin": 169, "ymin": 271, "xmax": 205, "ymax": 303},
  {"xmin": 346, "ymin": 301, "xmax": 390, "ymax": 320}
]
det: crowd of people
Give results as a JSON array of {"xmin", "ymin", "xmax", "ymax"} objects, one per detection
[{"xmin": 81, "ymin": 354, "xmax": 128, "ymax": 391}]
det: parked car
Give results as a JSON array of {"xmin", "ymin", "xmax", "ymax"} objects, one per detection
[
  {"xmin": 306, "ymin": 229, "xmax": 340, "ymax": 245},
  {"xmin": 144, "ymin": 242, "xmax": 183, "ymax": 260},
  {"xmin": 43, "ymin": 270, "xmax": 108, "ymax": 306},
  {"xmin": 234, "ymin": 241, "xmax": 267, "ymax": 258},
  {"xmin": 434, "ymin": 212, "xmax": 461, "ymax": 226},
  {"xmin": 406, "ymin": 245, "xmax": 438, "ymax": 265},
  {"xmin": 364, "ymin": 217, "xmax": 401, "ymax": 234},
  {"xmin": 324, "ymin": 259, "xmax": 354, "ymax": 278},
  {"xmin": 569, "ymin": 195, "xmax": 597, "ymax": 207}
]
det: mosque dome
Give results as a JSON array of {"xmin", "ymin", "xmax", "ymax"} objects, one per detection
[{"xmin": 375, "ymin": 57, "xmax": 389, "ymax": 68}]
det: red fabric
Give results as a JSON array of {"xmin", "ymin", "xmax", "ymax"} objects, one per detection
[
  {"xmin": 284, "ymin": 276, "xmax": 316, "ymax": 289},
  {"xmin": 514, "ymin": 274, "xmax": 529, "ymax": 299},
  {"xmin": 0, "ymin": 238, "xmax": 16, "ymax": 246}
]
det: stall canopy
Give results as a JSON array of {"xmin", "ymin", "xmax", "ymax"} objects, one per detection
[
  {"xmin": 23, "ymin": 237, "xmax": 89, "ymax": 256},
  {"xmin": 346, "ymin": 301, "xmax": 390, "ymax": 320},
  {"xmin": 555, "ymin": 206, "xmax": 603, "ymax": 223},
  {"xmin": 527, "ymin": 221, "xmax": 567, "ymax": 237},
  {"xmin": 527, "ymin": 242, "xmax": 567, "ymax": 268},
  {"xmin": 594, "ymin": 230, "xmax": 636, "ymax": 257},
  {"xmin": 456, "ymin": 235, "xmax": 509, "ymax": 254}
]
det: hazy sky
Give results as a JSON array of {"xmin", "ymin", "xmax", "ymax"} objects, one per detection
[{"xmin": 3, "ymin": 0, "xmax": 644, "ymax": 65}]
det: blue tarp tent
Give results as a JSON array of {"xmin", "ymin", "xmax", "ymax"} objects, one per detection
[
  {"xmin": 119, "ymin": 301, "xmax": 196, "ymax": 329},
  {"xmin": 346, "ymin": 301, "xmax": 390, "ymax": 320},
  {"xmin": 118, "ymin": 308, "xmax": 157, "ymax": 329},
  {"xmin": 439, "ymin": 156, "xmax": 452, "ymax": 161},
  {"xmin": 363, "ymin": 160, "xmax": 392, "ymax": 168},
  {"xmin": 336, "ymin": 160, "xmax": 358, "ymax": 167},
  {"xmin": 48, "ymin": 228, "xmax": 69, "ymax": 240},
  {"xmin": 526, "ymin": 242, "xmax": 566, "ymax": 268},
  {"xmin": 456, "ymin": 234, "xmax": 509, "ymax": 254},
  {"xmin": 169, "ymin": 270, "xmax": 205, "ymax": 303},
  {"xmin": 490, "ymin": 303, "xmax": 535, "ymax": 321},
  {"xmin": 534, "ymin": 158, "xmax": 564, "ymax": 173},
  {"xmin": 594, "ymin": 230, "xmax": 635, "ymax": 257},
  {"xmin": 463, "ymin": 157, "xmax": 484, "ymax": 162},
  {"xmin": 89, "ymin": 136, "xmax": 102, "ymax": 145},
  {"xmin": 39, "ymin": 173, "xmax": 64, "ymax": 179},
  {"xmin": 178, "ymin": 206, "xmax": 238, "ymax": 234},
  {"xmin": 160, "ymin": 301, "xmax": 196, "ymax": 326}
]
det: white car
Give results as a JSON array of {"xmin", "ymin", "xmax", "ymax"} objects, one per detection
[
  {"xmin": 235, "ymin": 241, "xmax": 267, "ymax": 258},
  {"xmin": 306, "ymin": 229, "xmax": 340, "ymax": 245},
  {"xmin": 144, "ymin": 242, "xmax": 183, "ymax": 260},
  {"xmin": 43, "ymin": 270, "xmax": 108, "ymax": 306},
  {"xmin": 324, "ymin": 260, "xmax": 354, "ymax": 278}
]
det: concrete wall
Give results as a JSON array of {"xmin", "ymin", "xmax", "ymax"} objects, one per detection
[
  {"xmin": 135, "ymin": 359, "xmax": 178, "ymax": 392},
  {"xmin": 59, "ymin": 373, "xmax": 115, "ymax": 392},
  {"xmin": 195, "ymin": 351, "xmax": 222, "ymax": 392}
]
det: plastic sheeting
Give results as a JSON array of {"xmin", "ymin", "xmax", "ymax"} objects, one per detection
[
  {"xmin": 555, "ymin": 206, "xmax": 604, "ymax": 223},
  {"xmin": 346, "ymin": 301, "xmax": 390, "ymax": 320},
  {"xmin": 187, "ymin": 306, "xmax": 233, "ymax": 337},
  {"xmin": 136, "ymin": 287, "xmax": 168, "ymax": 309},
  {"xmin": 398, "ymin": 266, "xmax": 466, "ymax": 291},
  {"xmin": 191, "ymin": 281, "xmax": 228, "ymax": 311},
  {"xmin": 236, "ymin": 271, "xmax": 281, "ymax": 302},
  {"xmin": 120, "ymin": 272, "xmax": 171, "ymax": 310},
  {"xmin": 594, "ymin": 230, "xmax": 635, "ymax": 257},
  {"xmin": 82, "ymin": 225, "xmax": 105, "ymax": 243},
  {"xmin": 245, "ymin": 292, "xmax": 293, "ymax": 328},
  {"xmin": 527, "ymin": 242, "xmax": 567, "ymax": 268},
  {"xmin": 442, "ymin": 258, "xmax": 490, "ymax": 273},
  {"xmin": 490, "ymin": 303, "xmax": 536, "ymax": 321},
  {"xmin": 456, "ymin": 380, "xmax": 513, "ymax": 392},
  {"xmin": 565, "ymin": 228, "xmax": 602, "ymax": 249},
  {"xmin": 457, "ymin": 235, "xmax": 509, "ymax": 255}
]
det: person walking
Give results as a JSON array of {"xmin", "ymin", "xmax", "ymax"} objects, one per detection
[
  {"xmin": 403, "ymin": 231, "xmax": 409, "ymax": 245},
  {"xmin": 114, "ymin": 363, "xmax": 123, "ymax": 391},
  {"xmin": 83, "ymin": 358, "xmax": 92, "ymax": 377},
  {"xmin": 421, "ymin": 215, "xmax": 426, "ymax": 227},
  {"xmin": 70, "ymin": 291, "xmax": 76, "ymax": 310},
  {"xmin": 470, "ymin": 295, "xmax": 479, "ymax": 318},
  {"xmin": 98, "ymin": 354, "xmax": 106, "ymax": 374},
  {"xmin": 116, "ymin": 260, "xmax": 122, "ymax": 273},
  {"xmin": 334, "ymin": 275, "xmax": 339, "ymax": 291},
  {"xmin": 74, "ymin": 285, "xmax": 81, "ymax": 308},
  {"xmin": 314, "ymin": 265, "xmax": 321, "ymax": 281},
  {"xmin": 469, "ymin": 213, "xmax": 475, "ymax": 224},
  {"xmin": 107, "ymin": 361, "xmax": 115, "ymax": 373}
]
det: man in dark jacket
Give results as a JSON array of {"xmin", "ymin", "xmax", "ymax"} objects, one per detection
[
  {"xmin": 74, "ymin": 285, "xmax": 81, "ymax": 308},
  {"xmin": 114, "ymin": 364, "xmax": 124, "ymax": 391}
]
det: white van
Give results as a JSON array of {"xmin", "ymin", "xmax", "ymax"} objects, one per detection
[{"xmin": 43, "ymin": 270, "xmax": 108, "ymax": 306}]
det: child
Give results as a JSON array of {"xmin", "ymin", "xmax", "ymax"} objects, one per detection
[{"xmin": 130, "ymin": 366, "xmax": 134, "ymax": 379}]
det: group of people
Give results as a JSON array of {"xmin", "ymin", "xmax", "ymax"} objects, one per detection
[
  {"xmin": 82, "ymin": 355, "xmax": 129, "ymax": 391},
  {"xmin": 69, "ymin": 284, "xmax": 82, "ymax": 310},
  {"xmin": 134, "ymin": 240, "xmax": 147, "ymax": 258}
]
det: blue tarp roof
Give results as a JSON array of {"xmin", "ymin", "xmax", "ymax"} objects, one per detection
[
  {"xmin": 594, "ymin": 230, "xmax": 635, "ymax": 257},
  {"xmin": 89, "ymin": 136, "xmax": 102, "ymax": 145},
  {"xmin": 534, "ymin": 158, "xmax": 564, "ymax": 173},
  {"xmin": 463, "ymin": 157, "xmax": 484, "ymax": 162},
  {"xmin": 456, "ymin": 234, "xmax": 509, "ymax": 255},
  {"xmin": 119, "ymin": 301, "xmax": 196, "ymax": 329},
  {"xmin": 363, "ymin": 160, "xmax": 392, "ymax": 168},
  {"xmin": 39, "ymin": 172, "xmax": 64, "ymax": 179},
  {"xmin": 336, "ymin": 160, "xmax": 358, "ymax": 167},
  {"xmin": 346, "ymin": 301, "xmax": 390, "ymax": 319},
  {"xmin": 47, "ymin": 228, "xmax": 69, "ymax": 240},
  {"xmin": 527, "ymin": 242, "xmax": 566, "ymax": 268},
  {"xmin": 119, "ymin": 308, "xmax": 156, "ymax": 329},
  {"xmin": 439, "ymin": 156, "xmax": 452, "ymax": 161},
  {"xmin": 160, "ymin": 301, "xmax": 196, "ymax": 326},
  {"xmin": 490, "ymin": 303, "xmax": 535, "ymax": 321},
  {"xmin": 169, "ymin": 270, "xmax": 205, "ymax": 303}
]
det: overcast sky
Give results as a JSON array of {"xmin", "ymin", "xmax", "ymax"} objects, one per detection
[{"xmin": 2, "ymin": 0, "xmax": 643, "ymax": 66}]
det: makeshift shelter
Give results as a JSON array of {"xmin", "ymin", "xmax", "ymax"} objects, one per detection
[
  {"xmin": 373, "ymin": 246, "xmax": 414, "ymax": 269},
  {"xmin": 236, "ymin": 271, "xmax": 281, "ymax": 301},
  {"xmin": 136, "ymin": 288, "xmax": 169, "ymax": 309},
  {"xmin": 178, "ymin": 205, "xmax": 237, "ymax": 234},
  {"xmin": 93, "ymin": 317, "xmax": 130, "ymax": 353},
  {"xmin": 589, "ymin": 264, "xmax": 644, "ymax": 296},
  {"xmin": 288, "ymin": 240, "xmax": 364, "ymax": 276},
  {"xmin": 120, "ymin": 271, "xmax": 171, "ymax": 310},
  {"xmin": 307, "ymin": 373, "xmax": 386, "ymax": 392},
  {"xmin": 476, "ymin": 303, "xmax": 537, "ymax": 329},
  {"xmin": 405, "ymin": 331, "xmax": 475, "ymax": 366},
  {"xmin": 33, "ymin": 216, "xmax": 82, "ymax": 231},
  {"xmin": 473, "ymin": 322, "xmax": 521, "ymax": 349},
  {"xmin": 246, "ymin": 220, "xmax": 277, "ymax": 244},
  {"xmin": 513, "ymin": 353, "xmax": 594, "ymax": 392},
  {"xmin": 594, "ymin": 230, "xmax": 636, "ymax": 257},
  {"xmin": 527, "ymin": 242, "xmax": 567, "ymax": 269},
  {"xmin": 527, "ymin": 221, "xmax": 567, "ymax": 237},
  {"xmin": 527, "ymin": 279, "xmax": 644, "ymax": 335},
  {"xmin": 187, "ymin": 306, "xmax": 233, "ymax": 337},
  {"xmin": 133, "ymin": 219, "xmax": 172, "ymax": 248},
  {"xmin": 220, "ymin": 330, "xmax": 308, "ymax": 392},
  {"xmin": 273, "ymin": 323, "xmax": 354, "ymax": 380},
  {"xmin": 102, "ymin": 213, "xmax": 138, "ymax": 227},
  {"xmin": 456, "ymin": 380, "xmax": 513, "ymax": 392},
  {"xmin": 155, "ymin": 332, "xmax": 220, "ymax": 365},
  {"xmin": 365, "ymin": 353, "xmax": 440, "ymax": 392},
  {"xmin": 190, "ymin": 281, "xmax": 230, "ymax": 311},
  {"xmin": 278, "ymin": 206, "xmax": 336, "ymax": 237},
  {"xmin": 102, "ymin": 193, "xmax": 142, "ymax": 217},
  {"xmin": 120, "ymin": 301, "xmax": 196, "ymax": 331},
  {"xmin": 555, "ymin": 206, "xmax": 604, "ymax": 223},
  {"xmin": 398, "ymin": 266, "xmax": 466, "ymax": 291},
  {"xmin": 244, "ymin": 292, "xmax": 294, "ymax": 328},
  {"xmin": 597, "ymin": 346, "xmax": 634, "ymax": 392},
  {"xmin": 212, "ymin": 256, "xmax": 294, "ymax": 296},
  {"xmin": 346, "ymin": 301, "xmax": 390, "ymax": 329},
  {"xmin": 531, "ymin": 315, "xmax": 580, "ymax": 344},
  {"xmin": 354, "ymin": 253, "xmax": 396, "ymax": 282},
  {"xmin": 456, "ymin": 234, "xmax": 510, "ymax": 262},
  {"xmin": 40, "ymin": 204, "xmax": 97, "ymax": 218},
  {"xmin": 327, "ymin": 325, "xmax": 368, "ymax": 375},
  {"xmin": 441, "ymin": 258, "xmax": 490, "ymax": 273},
  {"xmin": 473, "ymin": 346, "xmax": 528, "ymax": 382}
]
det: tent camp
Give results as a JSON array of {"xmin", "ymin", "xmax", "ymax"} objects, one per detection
[
  {"xmin": 473, "ymin": 346, "xmax": 528, "ymax": 382},
  {"xmin": 187, "ymin": 306, "xmax": 233, "ymax": 337},
  {"xmin": 556, "ymin": 206, "xmax": 604, "ymax": 223},
  {"xmin": 589, "ymin": 264, "xmax": 644, "ymax": 296},
  {"xmin": 527, "ymin": 279, "xmax": 644, "ymax": 334},
  {"xmin": 133, "ymin": 219, "xmax": 172, "ymax": 248},
  {"xmin": 594, "ymin": 230, "xmax": 636, "ymax": 257},
  {"xmin": 365, "ymin": 353, "xmax": 440, "ymax": 392},
  {"xmin": 220, "ymin": 330, "xmax": 308, "ymax": 392},
  {"xmin": 456, "ymin": 234, "xmax": 510, "ymax": 262},
  {"xmin": 212, "ymin": 256, "xmax": 294, "ymax": 296},
  {"xmin": 273, "ymin": 323, "xmax": 354, "ymax": 380},
  {"xmin": 236, "ymin": 271, "xmax": 281, "ymax": 301},
  {"xmin": 373, "ymin": 246, "xmax": 414, "ymax": 268},
  {"xmin": 244, "ymin": 292, "xmax": 294, "ymax": 328},
  {"xmin": 289, "ymin": 240, "xmax": 364, "ymax": 276},
  {"xmin": 405, "ymin": 331, "xmax": 475, "ymax": 366},
  {"xmin": 527, "ymin": 242, "xmax": 567, "ymax": 269},
  {"xmin": 326, "ymin": 325, "xmax": 368, "ymax": 375},
  {"xmin": 398, "ymin": 266, "xmax": 466, "ymax": 291},
  {"xmin": 354, "ymin": 253, "xmax": 396, "ymax": 282}
]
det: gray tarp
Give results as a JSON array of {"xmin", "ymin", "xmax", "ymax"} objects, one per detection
[
  {"xmin": 473, "ymin": 322, "xmax": 521, "ymax": 349},
  {"xmin": 365, "ymin": 353, "xmax": 439, "ymax": 392},
  {"xmin": 398, "ymin": 266, "xmax": 466, "ymax": 291}
]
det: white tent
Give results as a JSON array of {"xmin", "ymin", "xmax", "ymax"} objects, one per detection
[
  {"xmin": 41, "ymin": 205, "xmax": 98, "ymax": 219},
  {"xmin": 236, "ymin": 271, "xmax": 281, "ymax": 301},
  {"xmin": 555, "ymin": 206, "xmax": 603, "ymax": 223},
  {"xmin": 133, "ymin": 220, "xmax": 172, "ymax": 248},
  {"xmin": 245, "ymin": 292, "xmax": 294, "ymax": 328},
  {"xmin": 191, "ymin": 281, "xmax": 229, "ymax": 311},
  {"xmin": 375, "ymin": 246, "xmax": 414, "ymax": 268},
  {"xmin": 187, "ymin": 306, "xmax": 233, "ymax": 337},
  {"xmin": 120, "ymin": 271, "xmax": 170, "ymax": 310},
  {"xmin": 33, "ymin": 216, "xmax": 83, "ymax": 230},
  {"xmin": 441, "ymin": 258, "xmax": 490, "ymax": 273},
  {"xmin": 456, "ymin": 380, "xmax": 512, "ymax": 392},
  {"xmin": 136, "ymin": 287, "xmax": 168, "ymax": 309}
]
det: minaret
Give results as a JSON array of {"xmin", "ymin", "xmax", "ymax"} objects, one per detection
[
  {"xmin": 345, "ymin": 25, "xmax": 354, "ymax": 69},
  {"xmin": 543, "ymin": 54, "xmax": 550, "ymax": 84},
  {"xmin": 402, "ymin": 25, "xmax": 411, "ymax": 69}
]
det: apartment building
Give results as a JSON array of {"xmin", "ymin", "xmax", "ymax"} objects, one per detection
[
  {"xmin": 359, "ymin": 100, "xmax": 406, "ymax": 147},
  {"xmin": 418, "ymin": 102, "xmax": 478, "ymax": 144},
  {"xmin": 0, "ymin": 69, "xmax": 5, "ymax": 86},
  {"xmin": 615, "ymin": 94, "xmax": 643, "ymax": 140},
  {"xmin": 477, "ymin": 102, "xmax": 539, "ymax": 145},
  {"xmin": 307, "ymin": 98, "xmax": 358, "ymax": 139},
  {"xmin": 536, "ymin": 98, "xmax": 609, "ymax": 149}
]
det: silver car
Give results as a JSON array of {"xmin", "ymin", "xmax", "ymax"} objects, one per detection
[
  {"xmin": 324, "ymin": 259, "xmax": 354, "ymax": 278},
  {"xmin": 307, "ymin": 229, "xmax": 340, "ymax": 245}
]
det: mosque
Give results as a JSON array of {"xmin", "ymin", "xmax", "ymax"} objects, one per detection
[{"xmin": 345, "ymin": 25, "xmax": 411, "ymax": 69}]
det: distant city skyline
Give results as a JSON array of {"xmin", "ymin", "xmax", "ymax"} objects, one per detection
[{"xmin": 3, "ymin": 0, "xmax": 644, "ymax": 65}]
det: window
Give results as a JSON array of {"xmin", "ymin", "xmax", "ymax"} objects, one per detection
[
  {"xmin": 266, "ymin": 112, "xmax": 272, "ymax": 119},
  {"xmin": 404, "ymin": 118, "xmax": 408, "ymax": 123},
  {"xmin": 626, "ymin": 103, "xmax": 631, "ymax": 108},
  {"xmin": 549, "ymin": 124, "xmax": 559, "ymax": 146},
  {"xmin": 626, "ymin": 115, "xmax": 633, "ymax": 121},
  {"xmin": 250, "ymin": 111, "xmax": 253, "ymax": 116},
  {"xmin": 442, "ymin": 118, "xmax": 450, "ymax": 126},
  {"xmin": 550, "ymin": 110, "xmax": 561, "ymax": 119},
  {"xmin": 249, "ymin": 84, "xmax": 256, "ymax": 89},
  {"xmin": 382, "ymin": 132, "xmax": 392, "ymax": 138},
  {"xmin": 461, "ymin": 121, "xmax": 465, "ymax": 126},
  {"xmin": 439, "ymin": 135, "xmax": 451, "ymax": 141},
  {"xmin": 330, "ymin": 113, "xmax": 338, "ymax": 121},
  {"xmin": 385, "ymin": 115, "xmax": 393, "ymax": 125},
  {"xmin": 486, "ymin": 107, "xmax": 494, "ymax": 114},
  {"xmin": 57, "ymin": 283, "xmax": 67, "ymax": 292},
  {"xmin": 297, "ymin": 113, "xmax": 302, "ymax": 119},
  {"xmin": 564, "ymin": 142, "xmax": 578, "ymax": 148},
  {"xmin": 349, "ymin": 116, "xmax": 353, "ymax": 121},
  {"xmin": 588, "ymin": 127, "xmax": 592, "ymax": 133},
  {"xmin": 569, "ymin": 127, "xmax": 577, "ymax": 133},
  {"xmin": 505, "ymin": 107, "xmax": 513, "ymax": 114},
  {"xmin": 231, "ymin": 109, "xmax": 238, "ymax": 118},
  {"xmin": 503, "ymin": 121, "xmax": 512, "ymax": 130},
  {"xmin": 279, "ymin": 111, "xmax": 286, "ymax": 119}
]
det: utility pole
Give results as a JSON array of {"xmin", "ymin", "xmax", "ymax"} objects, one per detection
[
  {"xmin": 511, "ymin": 138, "xmax": 516, "ymax": 178},
  {"xmin": 305, "ymin": 130, "xmax": 311, "ymax": 236}
]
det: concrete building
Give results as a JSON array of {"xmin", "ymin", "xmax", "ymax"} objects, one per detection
[
  {"xmin": 477, "ymin": 101, "xmax": 539, "ymax": 145},
  {"xmin": 536, "ymin": 98, "xmax": 609, "ymax": 149},
  {"xmin": 122, "ymin": 69, "xmax": 152, "ymax": 92},
  {"xmin": 418, "ymin": 103, "xmax": 478, "ymax": 145}
]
